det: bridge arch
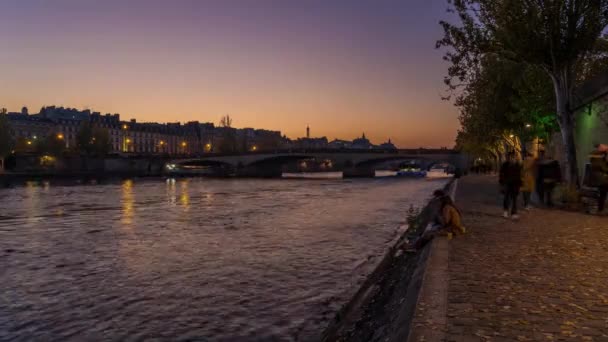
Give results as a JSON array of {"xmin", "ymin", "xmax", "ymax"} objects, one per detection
[{"xmin": 246, "ymin": 154, "xmax": 315, "ymax": 167}]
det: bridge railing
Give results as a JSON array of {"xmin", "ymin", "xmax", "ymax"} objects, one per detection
[{"xmin": 169, "ymin": 148, "xmax": 459, "ymax": 159}]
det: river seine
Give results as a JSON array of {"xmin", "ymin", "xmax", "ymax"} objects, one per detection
[{"xmin": 0, "ymin": 176, "xmax": 447, "ymax": 341}]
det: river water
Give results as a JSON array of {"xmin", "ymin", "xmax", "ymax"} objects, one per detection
[{"xmin": 0, "ymin": 176, "xmax": 447, "ymax": 341}]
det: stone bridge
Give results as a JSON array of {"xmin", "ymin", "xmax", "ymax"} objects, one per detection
[{"xmin": 168, "ymin": 149, "xmax": 468, "ymax": 178}]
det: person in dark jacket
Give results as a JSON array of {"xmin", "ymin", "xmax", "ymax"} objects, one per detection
[
  {"xmin": 535, "ymin": 150, "xmax": 546, "ymax": 203},
  {"xmin": 538, "ymin": 158, "xmax": 562, "ymax": 207},
  {"xmin": 500, "ymin": 152, "xmax": 522, "ymax": 219},
  {"xmin": 589, "ymin": 146, "xmax": 608, "ymax": 213}
]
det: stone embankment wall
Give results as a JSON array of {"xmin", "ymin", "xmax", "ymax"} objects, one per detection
[
  {"xmin": 320, "ymin": 179, "xmax": 455, "ymax": 342},
  {"xmin": 4, "ymin": 155, "xmax": 169, "ymax": 177}
]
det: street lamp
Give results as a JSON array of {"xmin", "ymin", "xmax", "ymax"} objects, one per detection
[
  {"xmin": 525, "ymin": 123, "xmax": 532, "ymax": 128},
  {"xmin": 251, "ymin": 145, "xmax": 258, "ymax": 151},
  {"xmin": 57, "ymin": 133, "xmax": 64, "ymax": 140},
  {"xmin": 122, "ymin": 124, "xmax": 129, "ymax": 152}
]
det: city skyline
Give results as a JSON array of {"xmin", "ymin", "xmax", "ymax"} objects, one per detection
[
  {"xmin": 4, "ymin": 104, "xmax": 401, "ymax": 148},
  {"xmin": 0, "ymin": 0, "xmax": 458, "ymax": 148}
]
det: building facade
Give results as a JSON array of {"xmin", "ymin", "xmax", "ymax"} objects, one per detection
[{"xmin": 4, "ymin": 106, "xmax": 285, "ymax": 156}]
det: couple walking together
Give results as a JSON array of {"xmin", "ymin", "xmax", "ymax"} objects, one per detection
[{"xmin": 500, "ymin": 151, "xmax": 561, "ymax": 219}]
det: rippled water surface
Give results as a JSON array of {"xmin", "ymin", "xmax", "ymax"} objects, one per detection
[{"xmin": 0, "ymin": 177, "xmax": 446, "ymax": 341}]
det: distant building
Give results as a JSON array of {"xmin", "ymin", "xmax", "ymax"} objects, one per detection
[
  {"xmin": 293, "ymin": 137, "xmax": 329, "ymax": 149},
  {"xmin": 328, "ymin": 139, "xmax": 352, "ymax": 149},
  {"xmin": 3, "ymin": 106, "xmax": 284, "ymax": 156},
  {"xmin": 5, "ymin": 112, "xmax": 55, "ymax": 147},
  {"xmin": 377, "ymin": 138, "xmax": 397, "ymax": 150},
  {"xmin": 351, "ymin": 133, "xmax": 373, "ymax": 149}
]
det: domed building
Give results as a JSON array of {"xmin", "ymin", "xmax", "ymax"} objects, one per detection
[
  {"xmin": 378, "ymin": 138, "xmax": 397, "ymax": 150},
  {"xmin": 352, "ymin": 133, "xmax": 373, "ymax": 149}
]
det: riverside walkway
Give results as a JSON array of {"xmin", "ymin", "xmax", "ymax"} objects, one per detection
[{"xmin": 411, "ymin": 175, "xmax": 608, "ymax": 341}]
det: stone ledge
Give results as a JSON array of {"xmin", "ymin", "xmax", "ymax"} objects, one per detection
[{"xmin": 406, "ymin": 236, "xmax": 449, "ymax": 342}]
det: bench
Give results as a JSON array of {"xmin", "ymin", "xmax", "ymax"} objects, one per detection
[{"xmin": 580, "ymin": 163, "xmax": 600, "ymax": 213}]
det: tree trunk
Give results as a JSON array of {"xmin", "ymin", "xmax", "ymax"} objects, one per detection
[{"xmin": 552, "ymin": 73, "xmax": 579, "ymax": 187}]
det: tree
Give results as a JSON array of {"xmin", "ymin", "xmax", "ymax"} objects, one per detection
[
  {"xmin": 454, "ymin": 55, "xmax": 557, "ymax": 164},
  {"xmin": 91, "ymin": 126, "xmax": 111, "ymax": 156},
  {"xmin": 218, "ymin": 115, "xmax": 237, "ymax": 153},
  {"xmin": 36, "ymin": 134, "xmax": 66, "ymax": 156},
  {"xmin": 220, "ymin": 114, "xmax": 233, "ymax": 128},
  {"xmin": 0, "ymin": 108, "xmax": 13, "ymax": 171},
  {"xmin": 75, "ymin": 122, "xmax": 111, "ymax": 156},
  {"xmin": 438, "ymin": 0, "xmax": 608, "ymax": 186}
]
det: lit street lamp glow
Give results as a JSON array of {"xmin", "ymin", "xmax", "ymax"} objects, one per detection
[{"xmin": 57, "ymin": 133, "xmax": 64, "ymax": 140}]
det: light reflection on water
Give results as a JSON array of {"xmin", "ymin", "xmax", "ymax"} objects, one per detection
[{"xmin": 0, "ymin": 177, "xmax": 447, "ymax": 341}]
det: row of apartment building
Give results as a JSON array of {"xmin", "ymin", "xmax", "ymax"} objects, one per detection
[
  {"xmin": 5, "ymin": 107, "xmax": 284, "ymax": 155},
  {"xmin": 4, "ymin": 106, "xmax": 398, "ymax": 155}
]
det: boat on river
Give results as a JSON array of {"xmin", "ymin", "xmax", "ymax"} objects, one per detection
[
  {"xmin": 165, "ymin": 163, "xmax": 233, "ymax": 177},
  {"xmin": 396, "ymin": 166, "xmax": 427, "ymax": 178}
]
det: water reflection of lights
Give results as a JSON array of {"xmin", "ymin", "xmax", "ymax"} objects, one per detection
[
  {"xmin": 166, "ymin": 178, "xmax": 177, "ymax": 205},
  {"xmin": 121, "ymin": 179, "xmax": 134, "ymax": 225},
  {"xmin": 179, "ymin": 180, "xmax": 190, "ymax": 209}
]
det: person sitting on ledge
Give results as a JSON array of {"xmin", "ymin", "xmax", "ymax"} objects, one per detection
[{"xmin": 402, "ymin": 193, "xmax": 465, "ymax": 252}]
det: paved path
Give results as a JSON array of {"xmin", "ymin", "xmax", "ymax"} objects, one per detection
[{"xmin": 445, "ymin": 175, "xmax": 608, "ymax": 341}]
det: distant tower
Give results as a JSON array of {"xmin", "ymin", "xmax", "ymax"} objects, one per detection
[
  {"xmin": 306, "ymin": 125, "xmax": 310, "ymax": 139},
  {"xmin": 362, "ymin": 132, "xmax": 366, "ymax": 139},
  {"xmin": 21, "ymin": 106, "xmax": 28, "ymax": 115}
]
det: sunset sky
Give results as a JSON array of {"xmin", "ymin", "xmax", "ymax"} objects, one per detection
[{"xmin": 0, "ymin": 0, "xmax": 458, "ymax": 148}]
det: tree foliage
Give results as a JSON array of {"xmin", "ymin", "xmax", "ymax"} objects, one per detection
[
  {"xmin": 454, "ymin": 55, "xmax": 557, "ymax": 160},
  {"xmin": 218, "ymin": 115, "xmax": 237, "ymax": 153},
  {"xmin": 75, "ymin": 122, "xmax": 111, "ymax": 156},
  {"xmin": 439, "ymin": 0, "xmax": 608, "ymax": 185},
  {"xmin": 0, "ymin": 108, "xmax": 12, "ymax": 158},
  {"xmin": 36, "ymin": 134, "xmax": 66, "ymax": 156}
]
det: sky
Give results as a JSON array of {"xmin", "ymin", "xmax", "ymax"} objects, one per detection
[{"xmin": 0, "ymin": 0, "xmax": 458, "ymax": 148}]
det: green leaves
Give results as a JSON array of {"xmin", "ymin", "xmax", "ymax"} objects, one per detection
[{"xmin": 441, "ymin": 0, "xmax": 608, "ymax": 183}]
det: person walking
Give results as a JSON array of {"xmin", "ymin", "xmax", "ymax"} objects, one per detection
[
  {"xmin": 500, "ymin": 152, "xmax": 522, "ymax": 219},
  {"xmin": 589, "ymin": 146, "xmax": 608, "ymax": 214},
  {"xmin": 521, "ymin": 152, "xmax": 536, "ymax": 210},
  {"xmin": 535, "ymin": 150, "xmax": 546, "ymax": 203},
  {"xmin": 541, "ymin": 158, "xmax": 562, "ymax": 207}
]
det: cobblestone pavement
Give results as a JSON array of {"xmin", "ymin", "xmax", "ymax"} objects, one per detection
[{"xmin": 447, "ymin": 175, "xmax": 608, "ymax": 341}]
